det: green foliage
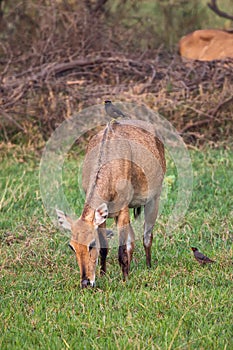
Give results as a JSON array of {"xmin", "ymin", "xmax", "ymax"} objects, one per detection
[
  {"xmin": 107, "ymin": 0, "xmax": 233, "ymax": 48},
  {"xmin": 0, "ymin": 147, "xmax": 232, "ymax": 349}
]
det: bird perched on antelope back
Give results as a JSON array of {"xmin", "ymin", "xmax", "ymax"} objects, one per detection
[
  {"xmin": 104, "ymin": 100, "xmax": 126, "ymax": 120},
  {"xmin": 191, "ymin": 247, "xmax": 215, "ymax": 265}
]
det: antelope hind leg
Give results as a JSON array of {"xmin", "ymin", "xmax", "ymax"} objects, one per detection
[{"xmin": 143, "ymin": 196, "xmax": 160, "ymax": 267}]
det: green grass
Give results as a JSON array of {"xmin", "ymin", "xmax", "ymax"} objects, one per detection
[{"xmin": 0, "ymin": 145, "xmax": 233, "ymax": 350}]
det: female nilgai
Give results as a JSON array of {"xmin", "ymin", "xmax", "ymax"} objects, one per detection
[{"xmin": 57, "ymin": 121, "xmax": 166, "ymax": 288}]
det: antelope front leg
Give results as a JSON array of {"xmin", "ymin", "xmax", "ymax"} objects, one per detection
[
  {"xmin": 98, "ymin": 223, "xmax": 109, "ymax": 276},
  {"xmin": 117, "ymin": 208, "xmax": 135, "ymax": 281},
  {"xmin": 144, "ymin": 196, "xmax": 160, "ymax": 267}
]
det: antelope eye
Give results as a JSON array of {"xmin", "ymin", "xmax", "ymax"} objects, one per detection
[{"xmin": 89, "ymin": 240, "xmax": 96, "ymax": 251}]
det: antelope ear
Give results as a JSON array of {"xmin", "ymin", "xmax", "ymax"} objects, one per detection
[
  {"xmin": 94, "ymin": 203, "xmax": 108, "ymax": 227},
  {"xmin": 56, "ymin": 209, "xmax": 72, "ymax": 230}
]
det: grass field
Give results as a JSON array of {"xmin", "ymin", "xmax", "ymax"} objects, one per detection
[{"xmin": 0, "ymin": 145, "xmax": 232, "ymax": 349}]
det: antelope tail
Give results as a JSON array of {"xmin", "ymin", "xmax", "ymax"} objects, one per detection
[{"xmin": 133, "ymin": 207, "xmax": 142, "ymax": 220}]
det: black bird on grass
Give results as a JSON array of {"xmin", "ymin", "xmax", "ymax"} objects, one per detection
[
  {"xmin": 104, "ymin": 100, "xmax": 126, "ymax": 120},
  {"xmin": 191, "ymin": 247, "xmax": 215, "ymax": 265}
]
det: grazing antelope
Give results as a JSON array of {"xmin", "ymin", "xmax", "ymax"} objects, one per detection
[
  {"xmin": 179, "ymin": 29, "xmax": 233, "ymax": 61},
  {"xmin": 57, "ymin": 121, "xmax": 166, "ymax": 288}
]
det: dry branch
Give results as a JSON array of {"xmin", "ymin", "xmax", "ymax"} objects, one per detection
[
  {"xmin": 210, "ymin": 95, "xmax": 233, "ymax": 116},
  {"xmin": 0, "ymin": 108, "xmax": 24, "ymax": 131},
  {"xmin": 1, "ymin": 53, "xmax": 232, "ymax": 146},
  {"xmin": 208, "ymin": 0, "xmax": 233, "ymax": 21}
]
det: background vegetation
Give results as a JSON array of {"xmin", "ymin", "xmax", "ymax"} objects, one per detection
[
  {"xmin": 0, "ymin": 0, "xmax": 233, "ymax": 146},
  {"xmin": 0, "ymin": 1, "xmax": 233, "ymax": 349}
]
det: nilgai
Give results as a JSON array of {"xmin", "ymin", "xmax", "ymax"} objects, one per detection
[
  {"xmin": 179, "ymin": 29, "xmax": 233, "ymax": 61},
  {"xmin": 57, "ymin": 121, "xmax": 166, "ymax": 288}
]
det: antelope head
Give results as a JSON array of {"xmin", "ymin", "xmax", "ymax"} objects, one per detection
[{"xmin": 56, "ymin": 203, "xmax": 108, "ymax": 288}]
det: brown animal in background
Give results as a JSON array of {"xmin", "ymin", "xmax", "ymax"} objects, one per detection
[
  {"xmin": 57, "ymin": 121, "xmax": 166, "ymax": 288},
  {"xmin": 179, "ymin": 29, "xmax": 233, "ymax": 61}
]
